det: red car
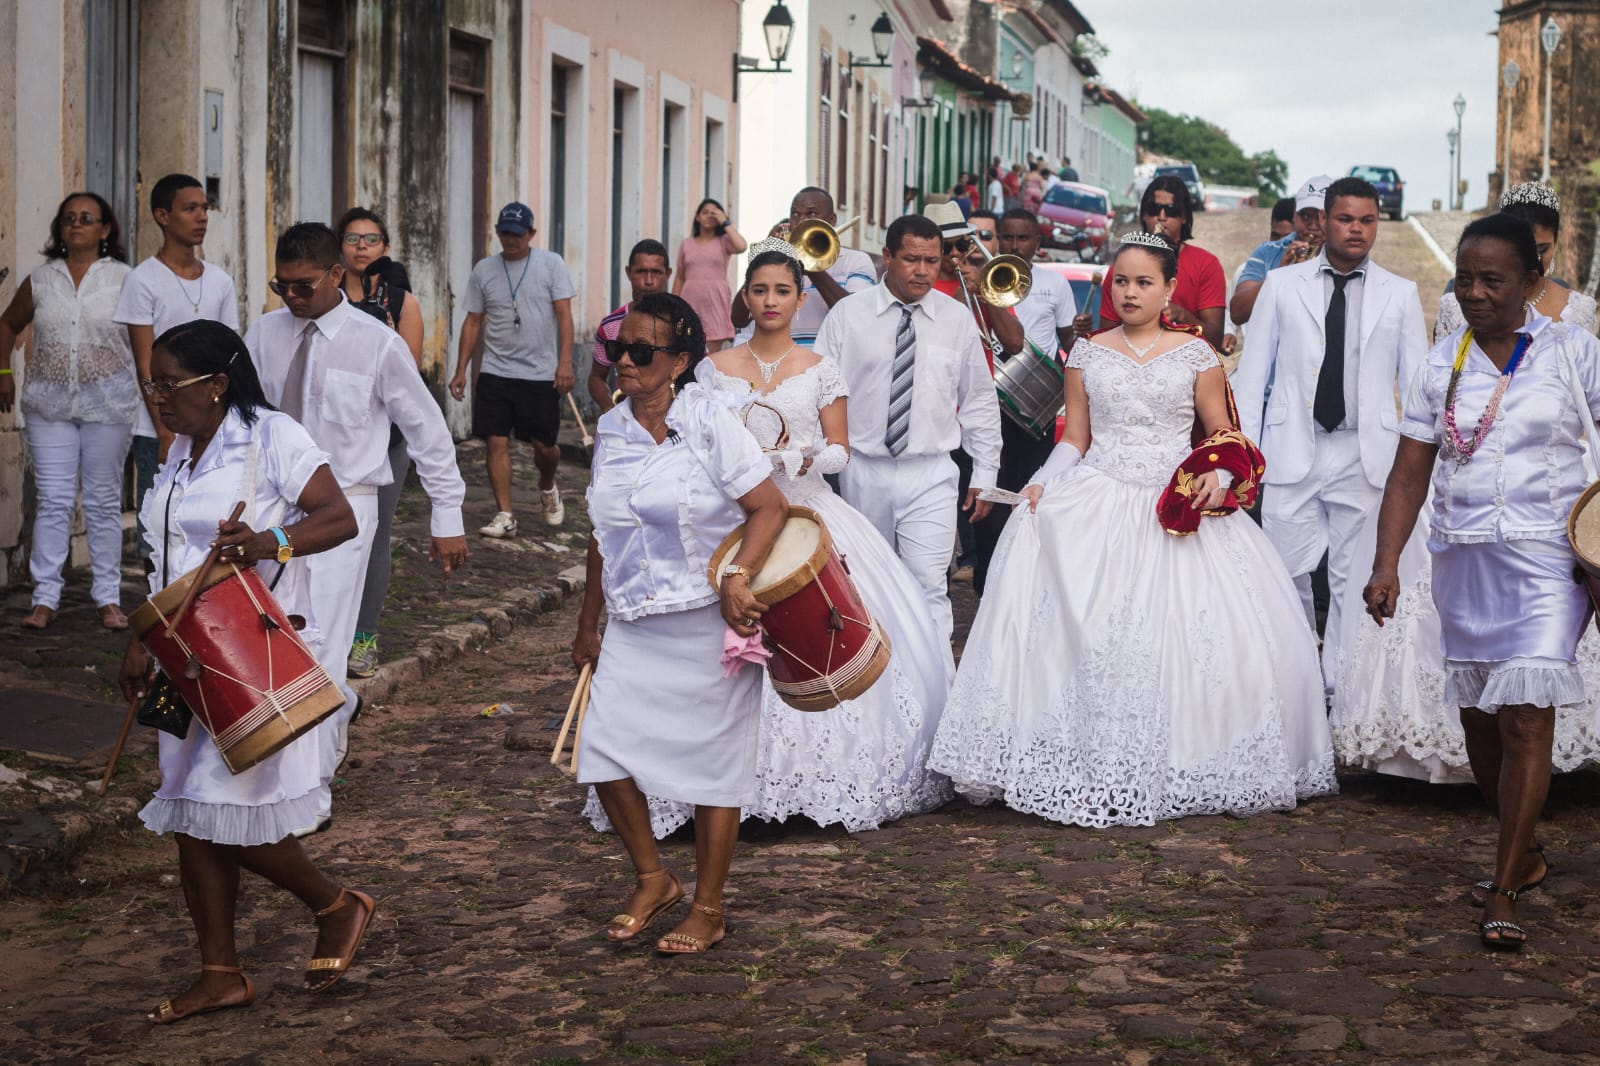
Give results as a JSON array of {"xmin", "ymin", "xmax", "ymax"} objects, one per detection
[{"xmin": 1035, "ymin": 181, "xmax": 1113, "ymax": 263}]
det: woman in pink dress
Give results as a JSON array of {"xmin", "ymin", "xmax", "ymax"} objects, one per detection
[{"xmin": 673, "ymin": 198, "xmax": 747, "ymax": 350}]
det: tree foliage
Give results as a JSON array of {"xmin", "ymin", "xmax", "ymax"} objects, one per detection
[{"xmin": 1138, "ymin": 106, "xmax": 1290, "ymax": 200}]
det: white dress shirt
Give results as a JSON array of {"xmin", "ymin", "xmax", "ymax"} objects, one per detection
[
  {"xmin": 244, "ymin": 295, "xmax": 466, "ymax": 537},
  {"xmin": 587, "ymin": 384, "xmax": 770, "ymax": 621},
  {"xmin": 1402, "ymin": 314, "xmax": 1600, "ymax": 544},
  {"xmin": 1317, "ymin": 252, "xmax": 1367, "ymax": 430},
  {"xmin": 814, "ymin": 282, "xmax": 1004, "ymax": 488},
  {"xmin": 1014, "ymin": 266, "xmax": 1077, "ymax": 359}
]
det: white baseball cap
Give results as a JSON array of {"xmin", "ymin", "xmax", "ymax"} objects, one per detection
[{"xmin": 1295, "ymin": 175, "xmax": 1333, "ymax": 215}]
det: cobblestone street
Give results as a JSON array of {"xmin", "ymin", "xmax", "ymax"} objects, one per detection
[{"xmin": 4, "ymin": 575, "xmax": 1599, "ymax": 1063}]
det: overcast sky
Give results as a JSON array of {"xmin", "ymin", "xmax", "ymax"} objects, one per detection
[{"xmin": 1087, "ymin": 0, "xmax": 1505, "ymax": 209}]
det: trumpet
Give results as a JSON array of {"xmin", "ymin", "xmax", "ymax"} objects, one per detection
[
  {"xmin": 777, "ymin": 216, "xmax": 860, "ymax": 273},
  {"xmin": 1279, "ymin": 233, "xmax": 1324, "ymax": 268}
]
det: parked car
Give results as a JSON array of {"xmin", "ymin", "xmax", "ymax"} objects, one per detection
[
  {"xmin": 1348, "ymin": 165, "xmax": 1404, "ymax": 220},
  {"xmin": 1036, "ymin": 182, "xmax": 1113, "ymax": 263},
  {"xmin": 1153, "ymin": 162, "xmax": 1206, "ymax": 211}
]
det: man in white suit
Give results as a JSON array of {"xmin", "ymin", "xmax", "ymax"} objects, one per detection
[{"xmin": 1233, "ymin": 176, "xmax": 1427, "ymax": 695}]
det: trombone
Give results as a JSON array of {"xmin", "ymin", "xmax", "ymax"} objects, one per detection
[
  {"xmin": 949, "ymin": 233, "xmax": 1033, "ymax": 359},
  {"xmin": 778, "ymin": 216, "xmax": 860, "ymax": 273}
]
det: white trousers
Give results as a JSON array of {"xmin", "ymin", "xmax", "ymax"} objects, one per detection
[
  {"xmin": 839, "ymin": 452, "xmax": 959, "ymax": 650},
  {"xmin": 307, "ymin": 489, "xmax": 379, "ymax": 793},
  {"xmin": 25, "ymin": 416, "xmax": 133, "ymax": 610},
  {"xmin": 1261, "ymin": 426, "xmax": 1382, "ymax": 695}
]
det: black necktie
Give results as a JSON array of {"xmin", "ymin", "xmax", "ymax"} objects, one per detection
[{"xmin": 1314, "ymin": 273, "xmax": 1352, "ymax": 432}]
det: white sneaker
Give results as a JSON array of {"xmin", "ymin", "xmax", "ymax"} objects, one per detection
[
  {"xmin": 542, "ymin": 486, "xmax": 565, "ymax": 527},
  {"xmin": 479, "ymin": 511, "xmax": 517, "ymax": 538}
]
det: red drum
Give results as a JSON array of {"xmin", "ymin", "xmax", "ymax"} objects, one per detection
[
  {"xmin": 129, "ymin": 561, "xmax": 345, "ymax": 774},
  {"xmin": 709, "ymin": 507, "xmax": 891, "ymax": 712}
]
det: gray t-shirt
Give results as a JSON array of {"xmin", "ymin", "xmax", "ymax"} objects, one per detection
[{"xmin": 464, "ymin": 250, "xmax": 576, "ymax": 380}]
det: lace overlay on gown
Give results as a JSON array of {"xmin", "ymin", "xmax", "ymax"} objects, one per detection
[
  {"xmin": 1436, "ymin": 289, "xmax": 1599, "ymax": 343},
  {"xmin": 929, "ymin": 337, "xmax": 1337, "ymax": 827},
  {"xmin": 584, "ymin": 357, "xmax": 953, "ymax": 834}
]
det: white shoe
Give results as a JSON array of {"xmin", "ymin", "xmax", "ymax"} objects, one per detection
[
  {"xmin": 479, "ymin": 511, "xmax": 517, "ymax": 538},
  {"xmin": 541, "ymin": 486, "xmax": 565, "ymax": 527}
]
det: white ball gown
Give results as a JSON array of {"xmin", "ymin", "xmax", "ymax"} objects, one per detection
[
  {"xmin": 585, "ymin": 357, "xmax": 953, "ymax": 835},
  {"xmin": 1333, "ymin": 304, "xmax": 1600, "ymax": 782},
  {"xmin": 928, "ymin": 335, "xmax": 1338, "ymax": 827}
]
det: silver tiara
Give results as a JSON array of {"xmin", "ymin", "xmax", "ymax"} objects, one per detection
[
  {"xmin": 1118, "ymin": 230, "xmax": 1175, "ymax": 252},
  {"xmin": 1501, "ymin": 182, "xmax": 1560, "ymax": 212},
  {"xmin": 748, "ymin": 236, "xmax": 801, "ymax": 262}
]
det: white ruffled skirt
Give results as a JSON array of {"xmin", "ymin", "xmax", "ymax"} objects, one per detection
[
  {"xmin": 585, "ymin": 487, "xmax": 954, "ymax": 836},
  {"xmin": 927, "ymin": 463, "xmax": 1337, "ymax": 828},
  {"xmin": 1333, "ymin": 508, "xmax": 1600, "ymax": 783}
]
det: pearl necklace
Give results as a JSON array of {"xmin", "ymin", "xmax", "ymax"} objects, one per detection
[
  {"xmin": 1531, "ymin": 282, "xmax": 1549, "ymax": 309},
  {"xmin": 1120, "ymin": 326, "xmax": 1161, "ymax": 361},
  {"xmin": 749, "ymin": 342, "xmax": 797, "ymax": 385}
]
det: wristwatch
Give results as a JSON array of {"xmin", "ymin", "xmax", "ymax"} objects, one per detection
[
  {"xmin": 269, "ymin": 526, "xmax": 294, "ymax": 564},
  {"xmin": 720, "ymin": 564, "xmax": 752, "ymax": 583}
]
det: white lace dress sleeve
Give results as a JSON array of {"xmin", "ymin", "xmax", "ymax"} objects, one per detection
[
  {"xmin": 1564, "ymin": 291, "xmax": 1598, "ymax": 335},
  {"xmin": 1434, "ymin": 292, "xmax": 1465, "ymax": 344}
]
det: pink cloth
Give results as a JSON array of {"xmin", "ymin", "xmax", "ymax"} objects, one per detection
[
  {"xmin": 721, "ymin": 626, "xmax": 771, "ymax": 677},
  {"xmin": 677, "ymin": 233, "xmax": 737, "ymax": 342}
]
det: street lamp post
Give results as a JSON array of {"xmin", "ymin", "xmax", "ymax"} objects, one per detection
[
  {"xmin": 1446, "ymin": 128, "xmax": 1459, "ymax": 211},
  {"xmin": 1541, "ymin": 16, "xmax": 1562, "ymax": 181},
  {"xmin": 1452, "ymin": 93, "xmax": 1466, "ymax": 210},
  {"xmin": 1501, "ymin": 59, "xmax": 1520, "ymax": 191}
]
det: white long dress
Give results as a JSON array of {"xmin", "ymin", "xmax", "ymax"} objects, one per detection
[
  {"xmin": 584, "ymin": 359, "xmax": 954, "ymax": 835},
  {"xmin": 928, "ymin": 337, "xmax": 1338, "ymax": 827},
  {"xmin": 1333, "ymin": 313, "xmax": 1600, "ymax": 782}
]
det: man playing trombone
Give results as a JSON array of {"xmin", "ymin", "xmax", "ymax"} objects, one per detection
[{"xmin": 730, "ymin": 187, "xmax": 876, "ymax": 349}]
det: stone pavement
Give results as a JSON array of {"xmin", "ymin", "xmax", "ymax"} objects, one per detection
[{"xmin": 3, "ymin": 585, "xmax": 1599, "ymax": 1063}]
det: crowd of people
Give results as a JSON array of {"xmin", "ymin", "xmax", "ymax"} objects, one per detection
[{"xmin": 6, "ymin": 156, "xmax": 1599, "ymax": 1020}]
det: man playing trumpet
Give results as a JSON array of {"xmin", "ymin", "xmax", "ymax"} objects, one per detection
[
  {"xmin": 1230, "ymin": 175, "xmax": 1331, "ymax": 326},
  {"xmin": 730, "ymin": 187, "xmax": 876, "ymax": 349}
]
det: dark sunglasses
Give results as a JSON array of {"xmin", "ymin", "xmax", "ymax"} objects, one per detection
[
  {"xmin": 973, "ymin": 228, "xmax": 995, "ymax": 241},
  {"xmin": 267, "ymin": 266, "xmax": 335, "ymax": 299},
  {"xmin": 1144, "ymin": 203, "xmax": 1184, "ymax": 218},
  {"xmin": 942, "ymin": 238, "xmax": 973, "ymax": 254},
  {"xmin": 61, "ymin": 212, "xmax": 103, "ymax": 227},
  {"xmin": 603, "ymin": 339, "xmax": 678, "ymax": 367}
]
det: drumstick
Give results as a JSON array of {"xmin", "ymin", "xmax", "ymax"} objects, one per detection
[
  {"xmin": 568, "ymin": 667, "xmax": 592, "ymax": 775},
  {"xmin": 97, "ymin": 695, "xmax": 141, "ymax": 797},
  {"xmin": 164, "ymin": 500, "xmax": 247, "ymax": 638},
  {"xmin": 566, "ymin": 393, "xmax": 593, "ymax": 454},
  {"xmin": 550, "ymin": 662, "xmax": 592, "ymax": 768}
]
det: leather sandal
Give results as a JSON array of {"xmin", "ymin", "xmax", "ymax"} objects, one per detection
[
  {"xmin": 148, "ymin": 964, "xmax": 255, "ymax": 1024},
  {"xmin": 1478, "ymin": 884, "xmax": 1527, "ymax": 951},
  {"xmin": 99, "ymin": 604, "xmax": 130, "ymax": 630},
  {"xmin": 606, "ymin": 868, "xmax": 683, "ymax": 942},
  {"xmin": 657, "ymin": 902, "xmax": 726, "ymax": 955},
  {"xmin": 21, "ymin": 605, "xmax": 55, "ymax": 630},
  {"xmin": 1470, "ymin": 843, "xmax": 1547, "ymax": 906},
  {"xmin": 304, "ymin": 888, "xmax": 377, "ymax": 992}
]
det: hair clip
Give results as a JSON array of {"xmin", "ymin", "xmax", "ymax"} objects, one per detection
[{"xmin": 1501, "ymin": 182, "xmax": 1560, "ymax": 212}]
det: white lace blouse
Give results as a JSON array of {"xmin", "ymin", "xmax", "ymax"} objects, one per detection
[{"xmin": 21, "ymin": 258, "xmax": 139, "ymax": 424}]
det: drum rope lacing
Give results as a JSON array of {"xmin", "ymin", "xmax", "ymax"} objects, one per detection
[
  {"xmin": 759, "ymin": 560, "xmax": 877, "ymax": 705},
  {"xmin": 147, "ymin": 562, "xmax": 307, "ymax": 737}
]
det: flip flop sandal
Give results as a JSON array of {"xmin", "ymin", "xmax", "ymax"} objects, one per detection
[{"xmin": 304, "ymin": 888, "xmax": 377, "ymax": 992}]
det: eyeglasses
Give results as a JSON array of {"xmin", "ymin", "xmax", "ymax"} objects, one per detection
[
  {"xmin": 140, "ymin": 373, "xmax": 216, "ymax": 398},
  {"xmin": 267, "ymin": 266, "xmax": 335, "ymax": 299},
  {"xmin": 61, "ymin": 212, "xmax": 102, "ymax": 227},
  {"xmin": 942, "ymin": 238, "xmax": 974, "ymax": 254},
  {"xmin": 342, "ymin": 233, "xmax": 384, "ymax": 247},
  {"xmin": 1144, "ymin": 203, "xmax": 1184, "ymax": 218},
  {"xmin": 603, "ymin": 340, "xmax": 680, "ymax": 367}
]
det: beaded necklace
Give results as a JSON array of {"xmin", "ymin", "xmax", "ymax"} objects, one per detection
[{"xmin": 1441, "ymin": 329, "xmax": 1532, "ymax": 465}]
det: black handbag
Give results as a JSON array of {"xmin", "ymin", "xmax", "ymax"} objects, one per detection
[{"xmin": 136, "ymin": 674, "xmax": 193, "ymax": 738}]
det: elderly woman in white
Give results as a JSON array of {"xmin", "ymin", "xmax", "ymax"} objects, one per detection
[
  {"xmin": 572, "ymin": 292, "xmax": 789, "ymax": 956},
  {"xmin": 119, "ymin": 320, "xmax": 373, "ymax": 1022},
  {"xmin": 1364, "ymin": 214, "xmax": 1600, "ymax": 952}
]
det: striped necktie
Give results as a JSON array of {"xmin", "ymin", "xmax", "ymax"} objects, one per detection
[{"xmin": 886, "ymin": 303, "xmax": 916, "ymax": 456}]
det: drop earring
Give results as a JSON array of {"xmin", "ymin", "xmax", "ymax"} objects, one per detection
[{"xmin": 98, "ymin": 238, "xmax": 108, "ymax": 257}]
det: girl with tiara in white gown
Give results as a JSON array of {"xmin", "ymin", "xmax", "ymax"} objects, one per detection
[
  {"xmin": 1333, "ymin": 184, "xmax": 1600, "ymax": 783},
  {"xmin": 586, "ymin": 239, "xmax": 953, "ymax": 835},
  {"xmin": 928, "ymin": 231, "xmax": 1337, "ymax": 828}
]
